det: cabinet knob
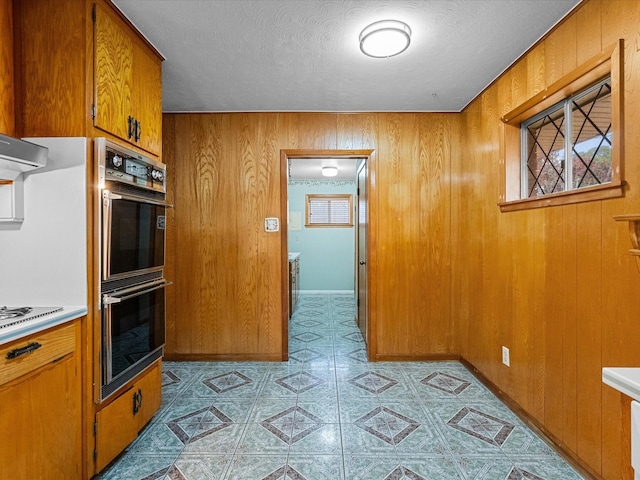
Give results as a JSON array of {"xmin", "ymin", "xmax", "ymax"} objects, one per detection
[{"xmin": 359, "ymin": 261, "xmax": 366, "ymax": 265}]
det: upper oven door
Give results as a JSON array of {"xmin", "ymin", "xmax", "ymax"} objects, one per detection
[{"xmin": 102, "ymin": 190, "xmax": 167, "ymax": 281}]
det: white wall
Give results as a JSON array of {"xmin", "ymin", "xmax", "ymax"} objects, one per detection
[{"xmin": 0, "ymin": 137, "xmax": 87, "ymax": 306}]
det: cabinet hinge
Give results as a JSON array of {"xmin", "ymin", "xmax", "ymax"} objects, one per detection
[
  {"xmin": 93, "ymin": 449, "xmax": 97, "ymax": 461},
  {"xmin": 93, "ymin": 421, "xmax": 97, "ymax": 435},
  {"xmin": 357, "ymin": 187, "xmax": 360, "ymax": 196},
  {"xmin": 90, "ymin": 104, "xmax": 96, "ymax": 120},
  {"xmin": 357, "ymin": 299, "xmax": 360, "ymax": 307},
  {"xmin": 91, "ymin": 4, "xmax": 96, "ymax": 23}
]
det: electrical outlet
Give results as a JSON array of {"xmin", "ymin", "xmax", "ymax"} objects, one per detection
[{"xmin": 502, "ymin": 346, "xmax": 510, "ymax": 367}]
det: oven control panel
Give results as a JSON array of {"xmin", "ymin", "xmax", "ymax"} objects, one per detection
[{"xmin": 97, "ymin": 138, "xmax": 166, "ymax": 194}]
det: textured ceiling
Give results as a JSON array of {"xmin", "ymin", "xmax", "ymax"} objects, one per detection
[
  {"xmin": 112, "ymin": 0, "xmax": 580, "ymax": 113},
  {"xmin": 289, "ymin": 157, "xmax": 360, "ymax": 180}
]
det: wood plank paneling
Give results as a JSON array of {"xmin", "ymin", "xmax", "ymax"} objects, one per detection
[
  {"xmin": 0, "ymin": 0, "xmax": 14, "ymax": 135},
  {"xmin": 458, "ymin": 1, "xmax": 640, "ymax": 478},
  {"xmin": 165, "ymin": 111, "xmax": 457, "ymax": 361},
  {"xmin": 575, "ymin": 202, "xmax": 602, "ymax": 470},
  {"xmin": 543, "ymin": 206, "xmax": 564, "ymax": 435},
  {"xmin": 561, "ymin": 203, "xmax": 578, "ymax": 454}
]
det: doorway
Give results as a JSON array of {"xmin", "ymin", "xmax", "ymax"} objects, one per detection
[{"xmin": 280, "ymin": 150, "xmax": 373, "ymax": 361}]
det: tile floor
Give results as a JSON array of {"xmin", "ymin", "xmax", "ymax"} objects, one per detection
[{"xmin": 97, "ymin": 293, "xmax": 585, "ymax": 480}]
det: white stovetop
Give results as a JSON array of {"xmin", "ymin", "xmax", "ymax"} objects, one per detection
[
  {"xmin": 0, "ymin": 306, "xmax": 87, "ymax": 346},
  {"xmin": 0, "ymin": 138, "xmax": 89, "ymax": 346}
]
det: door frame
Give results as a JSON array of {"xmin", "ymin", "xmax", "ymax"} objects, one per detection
[{"xmin": 280, "ymin": 149, "xmax": 375, "ymax": 361}]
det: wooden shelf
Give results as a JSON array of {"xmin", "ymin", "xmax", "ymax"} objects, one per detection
[{"xmin": 614, "ymin": 215, "xmax": 640, "ymax": 270}]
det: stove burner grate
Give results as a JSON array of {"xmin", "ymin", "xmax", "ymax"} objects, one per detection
[
  {"xmin": 0, "ymin": 306, "xmax": 63, "ymax": 329},
  {"xmin": 0, "ymin": 306, "xmax": 33, "ymax": 321}
]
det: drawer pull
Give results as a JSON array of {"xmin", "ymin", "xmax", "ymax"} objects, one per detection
[
  {"xmin": 132, "ymin": 388, "xmax": 143, "ymax": 415},
  {"xmin": 6, "ymin": 342, "xmax": 42, "ymax": 359}
]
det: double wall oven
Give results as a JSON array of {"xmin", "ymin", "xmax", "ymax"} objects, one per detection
[{"xmin": 97, "ymin": 138, "xmax": 170, "ymax": 400}]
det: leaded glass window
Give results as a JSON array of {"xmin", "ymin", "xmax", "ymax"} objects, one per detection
[{"xmin": 522, "ymin": 77, "xmax": 612, "ymax": 198}]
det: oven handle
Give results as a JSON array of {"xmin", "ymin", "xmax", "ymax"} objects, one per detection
[
  {"xmin": 103, "ymin": 280, "xmax": 172, "ymax": 305},
  {"xmin": 102, "ymin": 190, "xmax": 113, "ymax": 281},
  {"xmin": 107, "ymin": 190, "xmax": 173, "ymax": 208}
]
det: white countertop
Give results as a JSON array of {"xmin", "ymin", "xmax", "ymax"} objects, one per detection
[
  {"xmin": 289, "ymin": 252, "xmax": 301, "ymax": 261},
  {"xmin": 0, "ymin": 305, "xmax": 87, "ymax": 346},
  {"xmin": 603, "ymin": 367, "xmax": 640, "ymax": 402}
]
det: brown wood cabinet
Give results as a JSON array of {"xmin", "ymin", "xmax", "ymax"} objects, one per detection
[
  {"xmin": 15, "ymin": 0, "xmax": 162, "ymax": 153},
  {"xmin": 0, "ymin": 321, "xmax": 82, "ymax": 480},
  {"xmin": 94, "ymin": 1, "xmax": 162, "ymax": 155},
  {"xmin": 95, "ymin": 360, "xmax": 162, "ymax": 473},
  {"xmin": 0, "ymin": 0, "xmax": 14, "ymax": 135}
]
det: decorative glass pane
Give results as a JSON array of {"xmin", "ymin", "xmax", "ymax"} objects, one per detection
[
  {"xmin": 571, "ymin": 80, "xmax": 612, "ymax": 189},
  {"xmin": 525, "ymin": 106, "xmax": 565, "ymax": 197},
  {"xmin": 521, "ymin": 76, "xmax": 612, "ymax": 199}
]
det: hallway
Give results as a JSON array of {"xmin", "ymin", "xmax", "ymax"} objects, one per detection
[{"xmin": 98, "ymin": 293, "xmax": 584, "ymax": 479}]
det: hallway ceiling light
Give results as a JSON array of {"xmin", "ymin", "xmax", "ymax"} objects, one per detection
[
  {"xmin": 322, "ymin": 166, "xmax": 338, "ymax": 177},
  {"xmin": 359, "ymin": 20, "xmax": 412, "ymax": 58}
]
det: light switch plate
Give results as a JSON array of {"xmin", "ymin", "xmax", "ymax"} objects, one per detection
[{"xmin": 264, "ymin": 217, "xmax": 279, "ymax": 232}]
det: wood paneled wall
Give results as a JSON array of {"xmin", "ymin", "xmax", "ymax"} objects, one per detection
[
  {"xmin": 163, "ymin": 1, "xmax": 639, "ymax": 477},
  {"xmin": 0, "ymin": 0, "xmax": 14, "ymax": 135},
  {"xmin": 162, "ymin": 112, "xmax": 459, "ymax": 360},
  {"xmin": 457, "ymin": 1, "xmax": 640, "ymax": 478}
]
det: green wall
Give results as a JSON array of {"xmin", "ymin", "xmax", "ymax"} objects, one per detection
[{"xmin": 288, "ymin": 180, "xmax": 356, "ymax": 291}]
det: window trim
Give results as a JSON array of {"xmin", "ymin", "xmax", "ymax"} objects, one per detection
[
  {"xmin": 499, "ymin": 40, "xmax": 624, "ymax": 212},
  {"xmin": 305, "ymin": 193, "xmax": 354, "ymax": 228}
]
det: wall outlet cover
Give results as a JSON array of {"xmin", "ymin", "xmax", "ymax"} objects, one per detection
[
  {"xmin": 502, "ymin": 346, "xmax": 510, "ymax": 367},
  {"xmin": 265, "ymin": 217, "xmax": 279, "ymax": 232}
]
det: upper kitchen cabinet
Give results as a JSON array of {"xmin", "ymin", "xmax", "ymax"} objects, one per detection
[
  {"xmin": 94, "ymin": 2, "xmax": 162, "ymax": 156},
  {"xmin": 14, "ymin": 0, "xmax": 162, "ymax": 156},
  {"xmin": 0, "ymin": 0, "xmax": 15, "ymax": 136}
]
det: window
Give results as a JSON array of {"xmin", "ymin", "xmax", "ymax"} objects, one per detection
[
  {"xmin": 522, "ymin": 77, "xmax": 612, "ymax": 198},
  {"xmin": 305, "ymin": 194, "xmax": 353, "ymax": 227},
  {"xmin": 500, "ymin": 40, "xmax": 623, "ymax": 212}
]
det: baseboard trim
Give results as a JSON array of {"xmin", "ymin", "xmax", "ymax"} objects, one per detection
[
  {"xmin": 374, "ymin": 354, "xmax": 460, "ymax": 362},
  {"xmin": 459, "ymin": 358, "xmax": 600, "ymax": 480},
  {"xmin": 164, "ymin": 353, "xmax": 283, "ymax": 362}
]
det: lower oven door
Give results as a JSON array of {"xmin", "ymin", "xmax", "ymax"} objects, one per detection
[{"xmin": 101, "ymin": 279, "xmax": 168, "ymax": 399}]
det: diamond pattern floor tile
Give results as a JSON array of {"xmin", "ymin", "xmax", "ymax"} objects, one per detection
[{"xmin": 97, "ymin": 293, "xmax": 585, "ymax": 480}]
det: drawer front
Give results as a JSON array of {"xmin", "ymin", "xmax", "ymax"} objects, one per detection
[
  {"xmin": 0, "ymin": 322, "xmax": 75, "ymax": 386},
  {"xmin": 95, "ymin": 361, "xmax": 162, "ymax": 473}
]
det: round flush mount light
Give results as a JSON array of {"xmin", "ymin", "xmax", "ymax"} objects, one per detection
[
  {"xmin": 359, "ymin": 20, "xmax": 412, "ymax": 58},
  {"xmin": 322, "ymin": 166, "xmax": 338, "ymax": 177}
]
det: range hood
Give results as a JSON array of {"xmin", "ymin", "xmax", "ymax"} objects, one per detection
[{"xmin": 0, "ymin": 133, "xmax": 48, "ymax": 180}]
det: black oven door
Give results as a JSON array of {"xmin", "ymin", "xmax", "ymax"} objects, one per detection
[
  {"xmin": 101, "ymin": 279, "xmax": 168, "ymax": 398},
  {"xmin": 102, "ymin": 190, "xmax": 167, "ymax": 281}
]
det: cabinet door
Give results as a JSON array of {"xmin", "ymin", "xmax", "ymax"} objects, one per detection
[
  {"xmin": 0, "ymin": 0, "xmax": 15, "ymax": 136},
  {"xmin": 132, "ymin": 40, "xmax": 162, "ymax": 155},
  {"xmin": 95, "ymin": 361, "xmax": 162, "ymax": 473},
  {"xmin": 94, "ymin": 1, "xmax": 133, "ymax": 143},
  {"xmin": 0, "ymin": 332, "xmax": 81, "ymax": 479}
]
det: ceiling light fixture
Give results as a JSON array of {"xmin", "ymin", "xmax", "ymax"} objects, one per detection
[
  {"xmin": 322, "ymin": 166, "xmax": 338, "ymax": 177},
  {"xmin": 359, "ymin": 20, "xmax": 412, "ymax": 58}
]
